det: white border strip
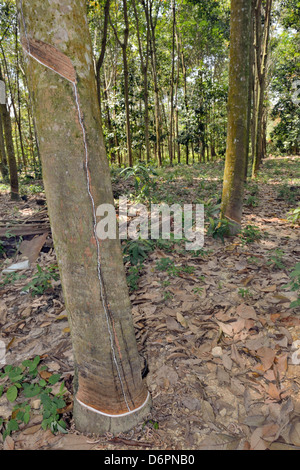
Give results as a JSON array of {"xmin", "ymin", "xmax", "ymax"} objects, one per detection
[{"xmin": 76, "ymin": 392, "xmax": 151, "ymax": 418}]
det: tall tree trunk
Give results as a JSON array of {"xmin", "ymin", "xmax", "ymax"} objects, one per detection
[
  {"xmin": 252, "ymin": 0, "xmax": 272, "ymax": 178},
  {"xmin": 95, "ymin": 0, "xmax": 110, "ymax": 112},
  {"xmin": 17, "ymin": 0, "xmax": 150, "ymax": 434},
  {"xmin": 0, "ymin": 41, "xmax": 27, "ymax": 170},
  {"xmin": 110, "ymin": 0, "xmax": 133, "ymax": 166},
  {"xmin": 220, "ymin": 0, "xmax": 252, "ymax": 235},
  {"xmin": 0, "ymin": 112, "xmax": 9, "ymax": 180},
  {"xmin": 174, "ymin": 27, "xmax": 180, "ymax": 164},
  {"xmin": 169, "ymin": 0, "xmax": 176, "ymax": 166},
  {"xmin": 148, "ymin": 0, "xmax": 162, "ymax": 167},
  {"xmin": 133, "ymin": 0, "xmax": 151, "ymax": 163},
  {"xmin": 0, "ymin": 66, "xmax": 19, "ymax": 199},
  {"xmin": 245, "ymin": 0, "xmax": 256, "ymax": 181}
]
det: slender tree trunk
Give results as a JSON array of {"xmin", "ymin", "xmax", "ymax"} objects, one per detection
[
  {"xmin": 252, "ymin": 0, "xmax": 272, "ymax": 178},
  {"xmin": 174, "ymin": 21, "xmax": 181, "ymax": 164},
  {"xmin": 20, "ymin": 59, "xmax": 41, "ymax": 166},
  {"xmin": 0, "ymin": 41, "xmax": 27, "ymax": 170},
  {"xmin": 133, "ymin": 0, "xmax": 151, "ymax": 163},
  {"xmin": 0, "ymin": 66, "xmax": 19, "ymax": 199},
  {"xmin": 148, "ymin": 0, "xmax": 162, "ymax": 166},
  {"xmin": 169, "ymin": 0, "xmax": 176, "ymax": 166},
  {"xmin": 96, "ymin": 0, "xmax": 110, "ymax": 112},
  {"xmin": 17, "ymin": 0, "xmax": 150, "ymax": 434},
  {"xmin": 110, "ymin": 0, "xmax": 133, "ymax": 166},
  {"xmin": 220, "ymin": 0, "xmax": 252, "ymax": 235},
  {"xmin": 245, "ymin": 0, "xmax": 256, "ymax": 181},
  {"xmin": 0, "ymin": 112, "xmax": 9, "ymax": 180}
]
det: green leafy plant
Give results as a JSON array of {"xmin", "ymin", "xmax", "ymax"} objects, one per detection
[
  {"xmin": 163, "ymin": 290, "xmax": 173, "ymax": 301},
  {"xmin": 267, "ymin": 249, "xmax": 285, "ymax": 270},
  {"xmin": 22, "ymin": 264, "xmax": 59, "ymax": 296},
  {"xmin": 203, "ymin": 198, "xmax": 221, "ymax": 219},
  {"xmin": 120, "ymin": 162, "xmax": 157, "ymax": 200},
  {"xmin": 0, "ymin": 356, "xmax": 68, "ymax": 439},
  {"xmin": 122, "ymin": 239, "xmax": 154, "ymax": 266},
  {"xmin": 238, "ymin": 287, "xmax": 252, "ymax": 298},
  {"xmin": 287, "ymin": 205, "xmax": 300, "ymax": 224},
  {"xmin": 126, "ymin": 264, "xmax": 144, "ymax": 292},
  {"xmin": 240, "ymin": 225, "xmax": 262, "ymax": 244},
  {"xmin": 155, "ymin": 257, "xmax": 176, "ymax": 274},
  {"xmin": 0, "ymin": 271, "xmax": 27, "ymax": 287},
  {"xmin": 155, "ymin": 257, "xmax": 195, "ymax": 277},
  {"xmin": 245, "ymin": 194, "xmax": 259, "ymax": 207},
  {"xmin": 285, "ymin": 263, "xmax": 300, "ymax": 308},
  {"xmin": 193, "ymin": 286, "xmax": 204, "ymax": 295},
  {"xmin": 207, "ymin": 218, "xmax": 233, "ymax": 243},
  {"xmin": 277, "ymin": 184, "xmax": 299, "ymax": 204}
]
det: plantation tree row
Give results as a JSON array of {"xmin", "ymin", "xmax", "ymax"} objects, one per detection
[{"xmin": 0, "ymin": 0, "xmax": 299, "ymax": 202}]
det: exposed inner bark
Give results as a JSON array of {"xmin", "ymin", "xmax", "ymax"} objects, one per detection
[{"xmin": 17, "ymin": 0, "xmax": 150, "ymax": 429}]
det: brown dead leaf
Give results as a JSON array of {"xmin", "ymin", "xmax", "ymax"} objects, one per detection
[
  {"xmin": 250, "ymin": 427, "xmax": 268, "ymax": 450},
  {"xmin": 267, "ymin": 383, "xmax": 281, "ymax": 401},
  {"xmin": 289, "ymin": 421, "xmax": 300, "ymax": 446},
  {"xmin": 231, "ymin": 318, "xmax": 246, "ymax": 334},
  {"xmin": 230, "ymin": 344, "xmax": 244, "ymax": 367},
  {"xmin": 257, "ymin": 347, "xmax": 276, "ymax": 371},
  {"xmin": 166, "ymin": 316, "xmax": 182, "ymax": 332},
  {"xmin": 242, "ymin": 275, "xmax": 254, "ymax": 287},
  {"xmin": 176, "ymin": 312, "xmax": 188, "ymax": 328},
  {"xmin": 0, "ymin": 301, "xmax": 7, "ymax": 324},
  {"xmin": 222, "ymin": 353, "xmax": 233, "ymax": 371},
  {"xmin": 3, "ymin": 435, "xmax": 15, "ymax": 450},
  {"xmin": 261, "ymin": 284, "xmax": 277, "ymax": 293},
  {"xmin": 270, "ymin": 313, "xmax": 281, "ymax": 323},
  {"xmin": 39, "ymin": 370, "xmax": 52, "ymax": 380},
  {"xmin": 19, "ymin": 233, "xmax": 48, "ymax": 263},
  {"xmin": 216, "ymin": 320, "xmax": 234, "ymax": 337},
  {"xmin": 236, "ymin": 304, "xmax": 257, "ymax": 320},
  {"xmin": 261, "ymin": 422, "xmax": 280, "ymax": 442},
  {"xmin": 275, "ymin": 353, "xmax": 288, "ymax": 379},
  {"xmin": 23, "ymin": 424, "xmax": 42, "ymax": 435}
]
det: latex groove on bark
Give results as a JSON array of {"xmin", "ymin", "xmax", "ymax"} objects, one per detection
[{"xmin": 19, "ymin": 0, "xmax": 136, "ymax": 415}]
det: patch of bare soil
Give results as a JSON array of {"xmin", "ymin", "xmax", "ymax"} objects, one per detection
[{"xmin": 0, "ymin": 157, "xmax": 300, "ymax": 450}]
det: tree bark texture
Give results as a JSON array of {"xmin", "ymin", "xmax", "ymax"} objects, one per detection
[
  {"xmin": 17, "ymin": 0, "xmax": 150, "ymax": 434},
  {"xmin": 221, "ymin": 0, "xmax": 252, "ymax": 234}
]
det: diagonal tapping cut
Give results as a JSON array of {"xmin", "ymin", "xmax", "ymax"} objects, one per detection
[{"xmin": 18, "ymin": 2, "xmax": 147, "ymax": 416}]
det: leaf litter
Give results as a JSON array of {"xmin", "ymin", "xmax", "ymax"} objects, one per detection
[{"xmin": 0, "ymin": 156, "xmax": 300, "ymax": 450}]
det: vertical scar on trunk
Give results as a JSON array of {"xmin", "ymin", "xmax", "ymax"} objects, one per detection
[{"xmin": 19, "ymin": 6, "xmax": 136, "ymax": 414}]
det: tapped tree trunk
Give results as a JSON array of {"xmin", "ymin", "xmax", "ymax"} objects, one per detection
[
  {"xmin": 17, "ymin": 0, "xmax": 150, "ymax": 434},
  {"xmin": 220, "ymin": 0, "xmax": 252, "ymax": 235}
]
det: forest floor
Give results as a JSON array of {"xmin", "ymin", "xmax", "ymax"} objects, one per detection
[{"xmin": 0, "ymin": 155, "xmax": 300, "ymax": 451}]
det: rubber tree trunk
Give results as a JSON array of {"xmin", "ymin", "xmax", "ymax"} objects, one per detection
[
  {"xmin": 0, "ymin": 66, "xmax": 19, "ymax": 200},
  {"xmin": 132, "ymin": 0, "xmax": 151, "ymax": 163},
  {"xmin": 17, "ymin": 0, "xmax": 150, "ymax": 434},
  {"xmin": 220, "ymin": 0, "xmax": 252, "ymax": 235},
  {"xmin": 252, "ymin": 0, "xmax": 272, "ymax": 178},
  {"xmin": 0, "ymin": 112, "xmax": 9, "ymax": 180},
  {"xmin": 148, "ymin": 2, "xmax": 162, "ymax": 167}
]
